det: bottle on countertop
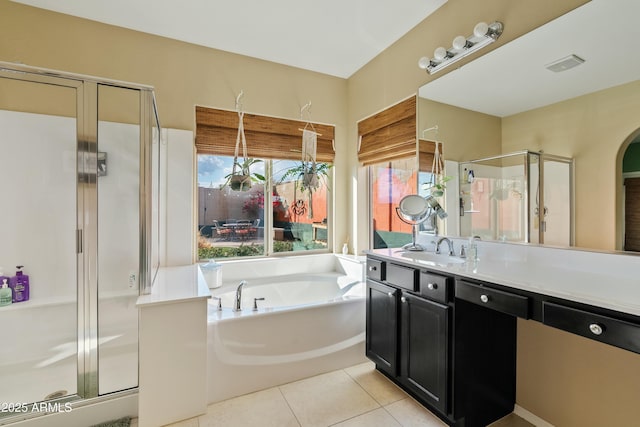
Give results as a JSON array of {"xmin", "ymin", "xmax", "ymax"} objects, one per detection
[
  {"xmin": 0, "ymin": 279, "xmax": 12, "ymax": 306},
  {"xmin": 0, "ymin": 267, "xmax": 8, "ymax": 288},
  {"xmin": 9, "ymin": 265, "xmax": 29, "ymax": 303}
]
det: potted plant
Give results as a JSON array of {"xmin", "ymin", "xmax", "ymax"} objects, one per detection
[
  {"xmin": 225, "ymin": 158, "xmax": 265, "ymax": 191},
  {"xmin": 280, "ymin": 161, "xmax": 331, "ymax": 218},
  {"xmin": 422, "ymin": 175, "xmax": 452, "ymax": 198}
]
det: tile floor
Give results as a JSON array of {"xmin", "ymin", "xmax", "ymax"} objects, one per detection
[{"xmin": 130, "ymin": 361, "xmax": 532, "ymax": 427}]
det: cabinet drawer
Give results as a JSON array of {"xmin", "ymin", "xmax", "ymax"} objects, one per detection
[
  {"xmin": 456, "ymin": 280, "xmax": 530, "ymax": 319},
  {"xmin": 386, "ymin": 263, "xmax": 418, "ymax": 291},
  {"xmin": 419, "ymin": 271, "xmax": 450, "ymax": 304},
  {"xmin": 366, "ymin": 259, "xmax": 385, "ymax": 282},
  {"xmin": 543, "ymin": 302, "xmax": 640, "ymax": 354}
]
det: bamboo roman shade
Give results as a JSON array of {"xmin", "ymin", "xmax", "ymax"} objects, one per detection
[
  {"xmin": 195, "ymin": 106, "xmax": 335, "ymax": 162},
  {"xmin": 357, "ymin": 96, "xmax": 417, "ymax": 166}
]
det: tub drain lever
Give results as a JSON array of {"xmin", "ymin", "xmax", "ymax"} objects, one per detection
[
  {"xmin": 253, "ymin": 297, "xmax": 265, "ymax": 311},
  {"xmin": 212, "ymin": 296, "xmax": 222, "ymax": 311}
]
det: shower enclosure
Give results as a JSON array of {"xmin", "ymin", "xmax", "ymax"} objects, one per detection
[
  {"xmin": 0, "ymin": 62, "xmax": 160, "ymax": 423},
  {"xmin": 459, "ymin": 150, "xmax": 573, "ymax": 245}
]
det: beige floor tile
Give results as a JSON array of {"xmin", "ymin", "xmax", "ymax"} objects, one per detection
[
  {"xmin": 331, "ymin": 408, "xmax": 402, "ymax": 427},
  {"xmin": 344, "ymin": 362, "xmax": 408, "ymax": 406},
  {"xmin": 163, "ymin": 417, "xmax": 200, "ymax": 427},
  {"xmin": 280, "ymin": 370, "xmax": 380, "ymax": 427},
  {"xmin": 384, "ymin": 398, "xmax": 447, "ymax": 427},
  {"xmin": 199, "ymin": 387, "xmax": 299, "ymax": 427},
  {"xmin": 488, "ymin": 413, "xmax": 535, "ymax": 427}
]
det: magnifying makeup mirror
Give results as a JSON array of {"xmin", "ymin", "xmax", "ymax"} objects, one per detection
[{"xmin": 396, "ymin": 195, "xmax": 431, "ymax": 251}]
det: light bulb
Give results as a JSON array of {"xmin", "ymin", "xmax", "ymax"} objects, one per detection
[
  {"xmin": 473, "ymin": 22, "xmax": 489, "ymax": 37},
  {"xmin": 452, "ymin": 35, "xmax": 467, "ymax": 50},
  {"xmin": 417, "ymin": 56, "xmax": 430, "ymax": 70},
  {"xmin": 433, "ymin": 47, "xmax": 447, "ymax": 61}
]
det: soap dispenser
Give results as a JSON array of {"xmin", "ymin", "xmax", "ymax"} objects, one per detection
[
  {"xmin": 0, "ymin": 279, "xmax": 12, "ymax": 307},
  {"xmin": 0, "ymin": 268, "xmax": 8, "ymax": 288},
  {"xmin": 9, "ymin": 265, "xmax": 29, "ymax": 303}
]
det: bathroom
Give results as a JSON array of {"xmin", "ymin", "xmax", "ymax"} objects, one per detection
[{"xmin": 2, "ymin": 0, "xmax": 640, "ymax": 426}]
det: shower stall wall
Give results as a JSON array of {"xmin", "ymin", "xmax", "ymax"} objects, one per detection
[
  {"xmin": 459, "ymin": 150, "xmax": 574, "ymax": 246},
  {"xmin": 0, "ymin": 62, "xmax": 160, "ymax": 423}
]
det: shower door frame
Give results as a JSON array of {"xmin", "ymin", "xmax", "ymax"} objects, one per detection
[
  {"xmin": 0, "ymin": 61, "xmax": 158, "ymax": 414},
  {"xmin": 458, "ymin": 150, "xmax": 574, "ymax": 245}
]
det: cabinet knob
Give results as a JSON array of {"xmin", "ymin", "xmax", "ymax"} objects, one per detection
[
  {"xmin": 589, "ymin": 323, "xmax": 604, "ymax": 336},
  {"xmin": 427, "ymin": 283, "xmax": 437, "ymax": 290},
  {"xmin": 480, "ymin": 294, "xmax": 490, "ymax": 303},
  {"xmin": 401, "ymin": 297, "xmax": 407, "ymax": 303},
  {"xmin": 369, "ymin": 266, "xmax": 377, "ymax": 271},
  {"xmin": 387, "ymin": 292, "xmax": 394, "ymax": 298}
]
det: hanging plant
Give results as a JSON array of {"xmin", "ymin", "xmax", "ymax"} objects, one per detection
[
  {"xmin": 225, "ymin": 92, "xmax": 264, "ymax": 191},
  {"xmin": 421, "ymin": 130, "xmax": 451, "ymax": 198},
  {"xmin": 224, "ymin": 158, "xmax": 265, "ymax": 191},
  {"xmin": 279, "ymin": 162, "xmax": 331, "ymax": 219}
]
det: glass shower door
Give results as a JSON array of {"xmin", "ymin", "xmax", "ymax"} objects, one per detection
[
  {"xmin": 540, "ymin": 156, "xmax": 573, "ymax": 246},
  {"xmin": 96, "ymin": 84, "xmax": 140, "ymax": 395},
  {"xmin": 0, "ymin": 74, "xmax": 79, "ymax": 406}
]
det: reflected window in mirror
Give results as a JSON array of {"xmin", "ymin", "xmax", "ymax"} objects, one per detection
[{"xmin": 369, "ymin": 157, "xmax": 417, "ymax": 249}]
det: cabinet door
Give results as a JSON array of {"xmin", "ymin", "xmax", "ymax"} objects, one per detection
[
  {"xmin": 400, "ymin": 292, "xmax": 449, "ymax": 414},
  {"xmin": 366, "ymin": 280, "xmax": 398, "ymax": 377}
]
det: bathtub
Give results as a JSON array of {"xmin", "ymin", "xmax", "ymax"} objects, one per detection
[{"xmin": 206, "ymin": 255, "xmax": 368, "ymax": 404}]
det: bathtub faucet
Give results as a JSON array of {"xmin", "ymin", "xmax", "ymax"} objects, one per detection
[{"xmin": 233, "ymin": 280, "xmax": 247, "ymax": 311}]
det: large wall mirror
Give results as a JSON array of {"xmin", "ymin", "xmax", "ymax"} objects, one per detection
[{"xmin": 417, "ymin": 0, "xmax": 640, "ymax": 252}]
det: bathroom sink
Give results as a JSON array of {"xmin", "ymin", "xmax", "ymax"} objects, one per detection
[{"xmin": 398, "ymin": 251, "xmax": 466, "ymax": 266}]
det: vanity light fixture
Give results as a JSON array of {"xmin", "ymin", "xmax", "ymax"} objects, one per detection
[{"xmin": 418, "ymin": 21, "xmax": 504, "ymax": 75}]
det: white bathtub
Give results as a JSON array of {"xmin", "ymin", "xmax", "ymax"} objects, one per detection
[{"xmin": 206, "ymin": 256, "xmax": 367, "ymax": 404}]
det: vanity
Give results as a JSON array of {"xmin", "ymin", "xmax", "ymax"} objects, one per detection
[{"xmin": 365, "ymin": 242, "xmax": 640, "ymax": 426}]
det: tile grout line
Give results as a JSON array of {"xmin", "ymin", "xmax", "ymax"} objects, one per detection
[
  {"xmin": 343, "ymin": 366, "xmax": 407, "ymax": 407},
  {"xmin": 276, "ymin": 385, "xmax": 303, "ymax": 427},
  {"xmin": 339, "ymin": 367, "xmax": 411, "ymax": 427}
]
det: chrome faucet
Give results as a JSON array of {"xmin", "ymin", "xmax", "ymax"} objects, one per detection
[
  {"xmin": 233, "ymin": 280, "xmax": 247, "ymax": 311},
  {"xmin": 435, "ymin": 237, "xmax": 454, "ymax": 256}
]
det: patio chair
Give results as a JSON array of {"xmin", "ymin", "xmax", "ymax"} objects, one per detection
[
  {"xmin": 248, "ymin": 219, "xmax": 260, "ymax": 239},
  {"xmin": 212, "ymin": 220, "xmax": 231, "ymax": 240}
]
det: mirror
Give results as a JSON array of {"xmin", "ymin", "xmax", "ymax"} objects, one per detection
[
  {"xmin": 417, "ymin": 0, "xmax": 640, "ymax": 252},
  {"xmin": 396, "ymin": 195, "xmax": 431, "ymax": 251}
]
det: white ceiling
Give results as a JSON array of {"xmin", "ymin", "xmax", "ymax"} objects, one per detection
[
  {"xmin": 419, "ymin": 0, "xmax": 640, "ymax": 117},
  {"xmin": 12, "ymin": 0, "xmax": 447, "ymax": 78}
]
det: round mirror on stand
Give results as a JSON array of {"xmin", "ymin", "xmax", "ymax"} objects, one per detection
[{"xmin": 396, "ymin": 195, "xmax": 430, "ymax": 251}]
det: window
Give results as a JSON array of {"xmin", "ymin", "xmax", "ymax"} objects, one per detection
[
  {"xmin": 195, "ymin": 106, "xmax": 334, "ymax": 259},
  {"xmin": 197, "ymin": 156, "xmax": 331, "ymax": 259},
  {"xmin": 369, "ymin": 157, "xmax": 417, "ymax": 249}
]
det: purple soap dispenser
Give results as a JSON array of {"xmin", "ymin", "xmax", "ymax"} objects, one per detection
[{"xmin": 9, "ymin": 265, "xmax": 29, "ymax": 303}]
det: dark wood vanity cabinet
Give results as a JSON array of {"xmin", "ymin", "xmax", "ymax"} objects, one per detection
[
  {"xmin": 366, "ymin": 255, "xmax": 517, "ymax": 427},
  {"xmin": 365, "ymin": 259, "xmax": 450, "ymax": 414},
  {"xmin": 399, "ymin": 291, "xmax": 450, "ymax": 414},
  {"xmin": 365, "ymin": 280, "xmax": 398, "ymax": 377}
]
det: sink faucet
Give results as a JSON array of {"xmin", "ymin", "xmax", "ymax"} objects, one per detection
[
  {"xmin": 435, "ymin": 237, "xmax": 454, "ymax": 256},
  {"xmin": 233, "ymin": 280, "xmax": 247, "ymax": 311}
]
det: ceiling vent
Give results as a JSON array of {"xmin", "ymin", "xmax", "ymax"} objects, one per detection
[{"xmin": 545, "ymin": 54, "xmax": 585, "ymax": 72}]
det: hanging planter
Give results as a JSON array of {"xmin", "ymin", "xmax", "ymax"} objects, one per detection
[
  {"xmin": 224, "ymin": 92, "xmax": 264, "ymax": 191},
  {"xmin": 422, "ymin": 126, "xmax": 451, "ymax": 198}
]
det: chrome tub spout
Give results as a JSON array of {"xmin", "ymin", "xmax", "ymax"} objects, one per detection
[{"xmin": 233, "ymin": 280, "xmax": 247, "ymax": 312}]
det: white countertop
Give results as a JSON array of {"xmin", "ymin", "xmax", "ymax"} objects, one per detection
[
  {"xmin": 136, "ymin": 264, "xmax": 211, "ymax": 307},
  {"xmin": 371, "ymin": 245, "xmax": 640, "ymax": 317}
]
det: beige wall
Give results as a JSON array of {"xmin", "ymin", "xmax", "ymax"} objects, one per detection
[
  {"xmin": 418, "ymin": 98, "xmax": 502, "ymax": 162},
  {"xmin": 6, "ymin": 0, "xmax": 640, "ymax": 425}
]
